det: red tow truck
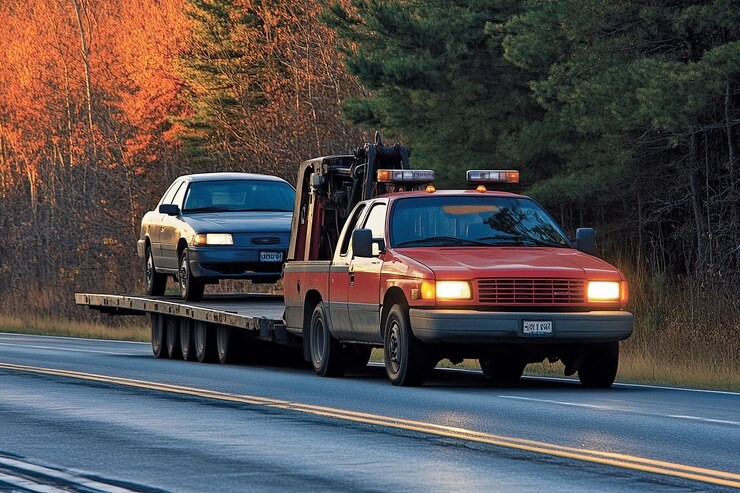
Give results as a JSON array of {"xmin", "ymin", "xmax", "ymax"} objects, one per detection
[
  {"xmin": 283, "ymin": 135, "xmax": 632, "ymax": 387},
  {"xmin": 78, "ymin": 135, "xmax": 632, "ymax": 387}
]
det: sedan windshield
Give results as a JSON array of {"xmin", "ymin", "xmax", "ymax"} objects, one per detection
[
  {"xmin": 183, "ymin": 180, "xmax": 294, "ymax": 213},
  {"xmin": 390, "ymin": 196, "xmax": 570, "ymax": 248}
]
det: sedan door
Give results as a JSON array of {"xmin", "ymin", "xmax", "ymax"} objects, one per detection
[{"xmin": 159, "ymin": 180, "xmax": 186, "ymax": 270}]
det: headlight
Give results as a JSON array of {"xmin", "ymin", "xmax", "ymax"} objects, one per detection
[
  {"xmin": 435, "ymin": 281, "xmax": 472, "ymax": 300},
  {"xmin": 193, "ymin": 233, "xmax": 233, "ymax": 246},
  {"xmin": 587, "ymin": 281, "xmax": 620, "ymax": 301}
]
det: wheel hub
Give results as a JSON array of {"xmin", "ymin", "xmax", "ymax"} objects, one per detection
[{"xmin": 389, "ymin": 322, "xmax": 400, "ymax": 366}]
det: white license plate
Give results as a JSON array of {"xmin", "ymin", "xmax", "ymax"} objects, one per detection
[
  {"xmin": 523, "ymin": 320, "xmax": 553, "ymax": 335},
  {"xmin": 259, "ymin": 251, "xmax": 283, "ymax": 263}
]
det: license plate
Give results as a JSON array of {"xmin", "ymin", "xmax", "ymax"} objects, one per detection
[
  {"xmin": 523, "ymin": 320, "xmax": 553, "ymax": 335},
  {"xmin": 259, "ymin": 251, "xmax": 283, "ymax": 263}
]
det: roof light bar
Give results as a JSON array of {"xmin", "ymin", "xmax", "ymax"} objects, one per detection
[
  {"xmin": 466, "ymin": 170, "xmax": 519, "ymax": 184},
  {"xmin": 377, "ymin": 169, "xmax": 435, "ymax": 183}
]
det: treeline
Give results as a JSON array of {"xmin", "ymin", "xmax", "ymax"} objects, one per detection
[
  {"xmin": 0, "ymin": 0, "xmax": 738, "ymax": 342},
  {"xmin": 0, "ymin": 0, "xmax": 360, "ymax": 318}
]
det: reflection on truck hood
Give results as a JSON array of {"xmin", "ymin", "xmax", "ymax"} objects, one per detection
[
  {"xmin": 395, "ymin": 247, "xmax": 623, "ymax": 280},
  {"xmin": 181, "ymin": 211, "xmax": 293, "ymax": 233}
]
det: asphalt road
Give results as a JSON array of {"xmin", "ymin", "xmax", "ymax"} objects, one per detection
[{"xmin": 0, "ymin": 333, "xmax": 737, "ymax": 492}]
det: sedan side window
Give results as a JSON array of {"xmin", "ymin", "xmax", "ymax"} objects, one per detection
[
  {"xmin": 172, "ymin": 182, "xmax": 188, "ymax": 208},
  {"xmin": 162, "ymin": 180, "xmax": 183, "ymax": 205}
]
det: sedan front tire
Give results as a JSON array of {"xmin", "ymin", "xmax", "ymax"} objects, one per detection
[{"xmin": 179, "ymin": 247, "xmax": 205, "ymax": 301}]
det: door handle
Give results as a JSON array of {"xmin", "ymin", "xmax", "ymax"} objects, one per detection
[{"xmin": 349, "ymin": 271, "xmax": 355, "ymax": 284}]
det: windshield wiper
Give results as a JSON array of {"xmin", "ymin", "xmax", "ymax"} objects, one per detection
[
  {"xmin": 231, "ymin": 208, "xmax": 292, "ymax": 212},
  {"xmin": 396, "ymin": 236, "xmax": 488, "ymax": 247},
  {"xmin": 475, "ymin": 235, "xmax": 566, "ymax": 248},
  {"xmin": 183, "ymin": 206, "xmax": 233, "ymax": 213}
]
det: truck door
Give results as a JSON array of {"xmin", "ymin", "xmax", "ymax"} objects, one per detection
[
  {"xmin": 348, "ymin": 202, "xmax": 387, "ymax": 342},
  {"xmin": 328, "ymin": 203, "xmax": 367, "ymax": 339}
]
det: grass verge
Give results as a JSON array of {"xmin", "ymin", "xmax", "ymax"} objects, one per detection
[{"xmin": 0, "ymin": 315, "xmax": 149, "ymax": 342}]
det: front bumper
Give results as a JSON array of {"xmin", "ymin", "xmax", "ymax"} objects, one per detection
[
  {"xmin": 188, "ymin": 246, "xmax": 286, "ymax": 280},
  {"xmin": 409, "ymin": 309, "xmax": 633, "ymax": 344}
]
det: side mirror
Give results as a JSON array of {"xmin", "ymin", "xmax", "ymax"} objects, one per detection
[
  {"xmin": 576, "ymin": 228, "xmax": 595, "ymax": 255},
  {"xmin": 352, "ymin": 229, "xmax": 373, "ymax": 258},
  {"xmin": 159, "ymin": 204, "xmax": 180, "ymax": 216}
]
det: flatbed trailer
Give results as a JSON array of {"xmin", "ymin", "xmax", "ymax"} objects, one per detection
[{"xmin": 75, "ymin": 293, "xmax": 298, "ymax": 363}]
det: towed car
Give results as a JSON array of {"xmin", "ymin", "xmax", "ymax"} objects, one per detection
[{"xmin": 137, "ymin": 173, "xmax": 295, "ymax": 301}]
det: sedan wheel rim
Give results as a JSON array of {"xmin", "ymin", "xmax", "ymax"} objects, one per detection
[
  {"xmin": 146, "ymin": 254, "xmax": 154, "ymax": 285},
  {"xmin": 179, "ymin": 257, "xmax": 188, "ymax": 293}
]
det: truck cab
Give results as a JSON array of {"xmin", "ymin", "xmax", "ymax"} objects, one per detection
[{"xmin": 283, "ymin": 139, "xmax": 632, "ymax": 387}]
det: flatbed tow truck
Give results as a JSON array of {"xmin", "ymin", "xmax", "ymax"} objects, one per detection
[{"xmin": 78, "ymin": 135, "xmax": 632, "ymax": 387}]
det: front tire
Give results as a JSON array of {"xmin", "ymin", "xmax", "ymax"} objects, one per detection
[
  {"xmin": 383, "ymin": 304, "xmax": 432, "ymax": 386},
  {"xmin": 179, "ymin": 248, "xmax": 204, "ymax": 301},
  {"xmin": 145, "ymin": 245, "xmax": 166, "ymax": 296},
  {"xmin": 309, "ymin": 302, "xmax": 345, "ymax": 377},
  {"xmin": 579, "ymin": 342, "xmax": 619, "ymax": 388}
]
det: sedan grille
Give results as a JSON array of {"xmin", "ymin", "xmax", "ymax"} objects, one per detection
[{"xmin": 477, "ymin": 278, "xmax": 585, "ymax": 305}]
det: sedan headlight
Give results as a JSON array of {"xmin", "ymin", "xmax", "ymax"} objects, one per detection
[
  {"xmin": 435, "ymin": 281, "xmax": 472, "ymax": 300},
  {"xmin": 193, "ymin": 233, "xmax": 233, "ymax": 246},
  {"xmin": 587, "ymin": 281, "xmax": 620, "ymax": 301}
]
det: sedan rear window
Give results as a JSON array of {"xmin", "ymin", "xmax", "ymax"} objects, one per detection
[{"xmin": 183, "ymin": 180, "xmax": 295, "ymax": 213}]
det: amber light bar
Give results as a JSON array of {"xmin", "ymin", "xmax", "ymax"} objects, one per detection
[
  {"xmin": 377, "ymin": 169, "xmax": 435, "ymax": 183},
  {"xmin": 466, "ymin": 170, "xmax": 519, "ymax": 184}
]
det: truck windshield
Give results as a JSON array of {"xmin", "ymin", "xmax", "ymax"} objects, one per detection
[
  {"xmin": 390, "ymin": 196, "xmax": 570, "ymax": 248},
  {"xmin": 183, "ymin": 180, "xmax": 295, "ymax": 213}
]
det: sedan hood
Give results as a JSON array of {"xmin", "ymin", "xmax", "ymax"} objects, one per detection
[
  {"xmin": 395, "ymin": 247, "xmax": 623, "ymax": 280},
  {"xmin": 182, "ymin": 211, "xmax": 292, "ymax": 233}
]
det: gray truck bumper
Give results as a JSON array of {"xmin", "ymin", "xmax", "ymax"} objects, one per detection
[{"xmin": 409, "ymin": 309, "xmax": 633, "ymax": 344}]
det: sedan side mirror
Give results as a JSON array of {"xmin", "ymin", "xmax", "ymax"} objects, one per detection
[
  {"xmin": 159, "ymin": 204, "xmax": 180, "ymax": 216},
  {"xmin": 352, "ymin": 229, "xmax": 373, "ymax": 258},
  {"xmin": 576, "ymin": 228, "xmax": 595, "ymax": 255}
]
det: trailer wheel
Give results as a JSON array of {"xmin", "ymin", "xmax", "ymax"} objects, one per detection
[
  {"xmin": 180, "ymin": 319, "xmax": 194, "ymax": 361},
  {"xmin": 166, "ymin": 316, "xmax": 182, "ymax": 359},
  {"xmin": 216, "ymin": 326, "xmax": 235, "ymax": 364},
  {"xmin": 578, "ymin": 342, "xmax": 619, "ymax": 388},
  {"xmin": 145, "ymin": 245, "xmax": 166, "ymax": 296},
  {"xmin": 194, "ymin": 321, "xmax": 217, "ymax": 363},
  {"xmin": 383, "ymin": 304, "xmax": 432, "ymax": 386},
  {"xmin": 479, "ymin": 356, "xmax": 526, "ymax": 386},
  {"xmin": 151, "ymin": 314, "xmax": 168, "ymax": 359},
  {"xmin": 309, "ymin": 302, "xmax": 345, "ymax": 377}
]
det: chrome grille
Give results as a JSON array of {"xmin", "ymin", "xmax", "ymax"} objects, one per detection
[{"xmin": 477, "ymin": 278, "xmax": 585, "ymax": 305}]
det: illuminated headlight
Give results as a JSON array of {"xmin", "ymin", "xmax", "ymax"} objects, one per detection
[
  {"xmin": 587, "ymin": 281, "xmax": 620, "ymax": 301},
  {"xmin": 435, "ymin": 281, "xmax": 472, "ymax": 300},
  {"xmin": 193, "ymin": 233, "xmax": 233, "ymax": 246}
]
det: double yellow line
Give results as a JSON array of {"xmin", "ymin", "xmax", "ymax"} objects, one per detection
[{"xmin": 1, "ymin": 362, "xmax": 738, "ymax": 489}]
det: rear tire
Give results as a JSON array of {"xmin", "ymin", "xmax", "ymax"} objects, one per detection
[
  {"xmin": 145, "ymin": 245, "xmax": 166, "ymax": 296},
  {"xmin": 309, "ymin": 302, "xmax": 345, "ymax": 377},
  {"xmin": 383, "ymin": 304, "xmax": 432, "ymax": 386},
  {"xmin": 194, "ymin": 321, "xmax": 217, "ymax": 363},
  {"xmin": 180, "ymin": 319, "xmax": 194, "ymax": 361},
  {"xmin": 579, "ymin": 342, "xmax": 619, "ymax": 388},
  {"xmin": 151, "ymin": 314, "xmax": 168, "ymax": 359},
  {"xmin": 166, "ymin": 316, "xmax": 182, "ymax": 359},
  {"xmin": 179, "ymin": 248, "xmax": 204, "ymax": 302}
]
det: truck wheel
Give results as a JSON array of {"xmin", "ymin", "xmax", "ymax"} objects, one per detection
[
  {"xmin": 179, "ymin": 248, "xmax": 204, "ymax": 302},
  {"xmin": 166, "ymin": 316, "xmax": 182, "ymax": 359},
  {"xmin": 309, "ymin": 302, "xmax": 345, "ymax": 377},
  {"xmin": 151, "ymin": 314, "xmax": 168, "ymax": 359},
  {"xmin": 384, "ymin": 304, "xmax": 432, "ymax": 386},
  {"xmin": 479, "ymin": 356, "xmax": 526, "ymax": 386},
  {"xmin": 194, "ymin": 321, "xmax": 217, "ymax": 363},
  {"xmin": 145, "ymin": 245, "xmax": 167, "ymax": 296},
  {"xmin": 180, "ymin": 319, "xmax": 194, "ymax": 361},
  {"xmin": 578, "ymin": 342, "xmax": 619, "ymax": 388},
  {"xmin": 217, "ymin": 326, "xmax": 235, "ymax": 364}
]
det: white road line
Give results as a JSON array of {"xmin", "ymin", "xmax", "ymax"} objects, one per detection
[
  {"xmin": 669, "ymin": 415, "xmax": 740, "ymax": 426},
  {"xmin": 498, "ymin": 395, "xmax": 612, "ymax": 410},
  {"xmin": 0, "ymin": 342, "xmax": 138, "ymax": 356}
]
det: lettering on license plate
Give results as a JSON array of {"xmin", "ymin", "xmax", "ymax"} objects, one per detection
[
  {"xmin": 259, "ymin": 251, "xmax": 283, "ymax": 263},
  {"xmin": 523, "ymin": 320, "xmax": 553, "ymax": 335}
]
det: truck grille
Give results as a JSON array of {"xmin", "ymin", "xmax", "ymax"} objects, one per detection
[{"xmin": 477, "ymin": 278, "xmax": 585, "ymax": 305}]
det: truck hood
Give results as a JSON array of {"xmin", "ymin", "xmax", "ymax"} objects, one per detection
[
  {"xmin": 395, "ymin": 247, "xmax": 623, "ymax": 280},
  {"xmin": 182, "ymin": 211, "xmax": 292, "ymax": 233}
]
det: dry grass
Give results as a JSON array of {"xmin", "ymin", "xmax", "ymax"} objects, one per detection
[{"xmin": 0, "ymin": 314, "xmax": 149, "ymax": 342}]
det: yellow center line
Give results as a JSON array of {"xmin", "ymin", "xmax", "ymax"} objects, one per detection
[{"xmin": 1, "ymin": 362, "xmax": 738, "ymax": 489}]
